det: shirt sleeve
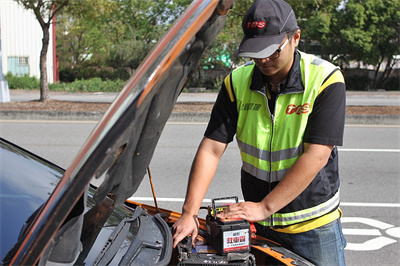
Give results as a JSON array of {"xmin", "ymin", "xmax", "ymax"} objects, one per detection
[
  {"xmin": 204, "ymin": 79, "xmax": 238, "ymax": 143},
  {"xmin": 303, "ymin": 71, "xmax": 346, "ymax": 146}
]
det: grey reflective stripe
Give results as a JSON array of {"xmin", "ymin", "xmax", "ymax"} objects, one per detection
[
  {"xmin": 259, "ymin": 190, "xmax": 341, "ymax": 226},
  {"xmin": 237, "ymin": 139, "xmax": 303, "ymax": 163},
  {"xmin": 242, "ymin": 161, "xmax": 287, "ymax": 183},
  {"xmin": 311, "ymin": 57, "xmax": 326, "ymax": 66}
]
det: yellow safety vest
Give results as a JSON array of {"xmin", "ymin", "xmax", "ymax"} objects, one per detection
[{"xmin": 224, "ymin": 52, "xmax": 344, "ymax": 227}]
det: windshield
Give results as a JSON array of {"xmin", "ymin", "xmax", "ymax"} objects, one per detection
[{"xmin": 0, "ymin": 138, "xmax": 63, "ymax": 260}]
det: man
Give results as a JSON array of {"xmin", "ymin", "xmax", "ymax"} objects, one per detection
[{"xmin": 172, "ymin": 0, "xmax": 347, "ymax": 265}]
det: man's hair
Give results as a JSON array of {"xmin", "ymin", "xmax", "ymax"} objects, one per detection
[{"xmin": 287, "ymin": 29, "xmax": 299, "ymax": 40}]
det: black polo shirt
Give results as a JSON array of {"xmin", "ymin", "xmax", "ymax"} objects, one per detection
[{"xmin": 204, "ymin": 51, "xmax": 346, "ymax": 147}]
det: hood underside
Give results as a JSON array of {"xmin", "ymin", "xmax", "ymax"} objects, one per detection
[{"xmin": 10, "ymin": 1, "xmax": 235, "ymax": 264}]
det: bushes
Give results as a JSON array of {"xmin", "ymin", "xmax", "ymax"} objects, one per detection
[
  {"xmin": 59, "ymin": 67, "xmax": 130, "ymax": 82},
  {"xmin": 5, "ymin": 72, "xmax": 125, "ymax": 92},
  {"xmin": 344, "ymin": 75, "xmax": 371, "ymax": 91},
  {"xmin": 344, "ymin": 74, "xmax": 400, "ymax": 91},
  {"xmin": 382, "ymin": 76, "xmax": 399, "ymax": 91},
  {"xmin": 5, "ymin": 72, "xmax": 40, "ymax": 89},
  {"xmin": 50, "ymin": 78, "xmax": 125, "ymax": 92}
]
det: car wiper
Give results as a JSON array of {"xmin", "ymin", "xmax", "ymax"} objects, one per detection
[{"xmin": 92, "ymin": 206, "xmax": 144, "ymax": 266}]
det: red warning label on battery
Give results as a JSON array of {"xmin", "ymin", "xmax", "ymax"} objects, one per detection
[{"xmin": 223, "ymin": 229, "xmax": 250, "ymax": 253}]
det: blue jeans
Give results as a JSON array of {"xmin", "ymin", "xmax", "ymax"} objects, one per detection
[{"xmin": 256, "ymin": 219, "xmax": 347, "ymax": 265}]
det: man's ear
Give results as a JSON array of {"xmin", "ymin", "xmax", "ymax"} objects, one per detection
[{"xmin": 293, "ymin": 29, "xmax": 301, "ymax": 47}]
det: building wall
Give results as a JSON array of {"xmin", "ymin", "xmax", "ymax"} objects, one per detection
[{"xmin": 0, "ymin": 0, "xmax": 54, "ymax": 83}]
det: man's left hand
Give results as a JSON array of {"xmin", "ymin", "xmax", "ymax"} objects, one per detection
[{"xmin": 219, "ymin": 201, "xmax": 269, "ymax": 222}]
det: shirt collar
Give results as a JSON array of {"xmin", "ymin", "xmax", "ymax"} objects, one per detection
[{"xmin": 250, "ymin": 50, "xmax": 304, "ymax": 94}]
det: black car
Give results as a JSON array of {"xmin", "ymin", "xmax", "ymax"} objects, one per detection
[{"xmin": 1, "ymin": 1, "xmax": 313, "ymax": 265}]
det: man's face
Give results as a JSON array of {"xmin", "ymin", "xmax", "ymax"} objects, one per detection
[{"xmin": 253, "ymin": 30, "xmax": 300, "ymax": 80}]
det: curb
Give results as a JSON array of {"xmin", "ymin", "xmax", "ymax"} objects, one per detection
[
  {"xmin": 344, "ymin": 114, "xmax": 399, "ymax": 125},
  {"xmin": 0, "ymin": 111, "xmax": 399, "ymax": 125},
  {"xmin": 0, "ymin": 110, "xmax": 105, "ymax": 121}
]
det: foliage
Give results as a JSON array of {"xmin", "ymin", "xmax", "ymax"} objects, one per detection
[
  {"xmin": 294, "ymin": 0, "xmax": 400, "ymax": 89},
  {"xmin": 57, "ymin": 0, "xmax": 192, "ymax": 69},
  {"xmin": 56, "ymin": 0, "xmax": 119, "ymax": 68},
  {"xmin": 5, "ymin": 72, "xmax": 124, "ymax": 92},
  {"xmin": 5, "ymin": 72, "xmax": 40, "ymax": 89},
  {"xmin": 343, "ymin": 74, "xmax": 371, "ymax": 91},
  {"xmin": 207, "ymin": 1, "xmax": 255, "ymax": 68},
  {"xmin": 59, "ymin": 67, "xmax": 130, "ymax": 82},
  {"xmin": 107, "ymin": 0, "xmax": 192, "ymax": 69},
  {"xmin": 50, "ymin": 78, "xmax": 125, "ymax": 92},
  {"xmin": 203, "ymin": 75, "xmax": 225, "ymax": 92},
  {"xmin": 382, "ymin": 76, "xmax": 400, "ymax": 91},
  {"xmin": 52, "ymin": 0, "xmax": 399, "ymax": 92}
]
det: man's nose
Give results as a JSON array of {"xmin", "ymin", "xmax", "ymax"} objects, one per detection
[{"xmin": 257, "ymin": 57, "xmax": 270, "ymax": 63}]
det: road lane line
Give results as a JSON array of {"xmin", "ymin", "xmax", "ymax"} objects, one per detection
[
  {"xmin": 339, "ymin": 148, "xmax": 400, "ymax": 152},
  {"xmin": 128, "ymin": 197, "xmax": 400, "ymax": 207},
  {"xmin": 0, "ymin": 120, "xmax": 97, "ymax": 124}
]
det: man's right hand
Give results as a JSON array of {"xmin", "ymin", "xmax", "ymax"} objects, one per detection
[
  {"xmin": 172, "ymin": 137, "xmax": 227, "ymax": 248},
  {"xmin": 172, "ymin": 212, "xmax": 200, "ymax": 248}
]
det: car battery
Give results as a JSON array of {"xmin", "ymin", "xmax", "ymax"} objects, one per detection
[
  {"xmin": 177, "ymin": 237, "xmax": 255, "ymax": 265},
  {"xmin": 206, "ymin": 197, "xmax": 251, "ymax": 256}
]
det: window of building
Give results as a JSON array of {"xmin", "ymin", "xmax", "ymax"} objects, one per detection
[{"xmin": 18, "ymin": 57, "xmax": 29, "ymax": 66}]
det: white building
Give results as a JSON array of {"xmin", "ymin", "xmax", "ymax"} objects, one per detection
[{"xmin": 0, "ymin": 0, "xmax": 55, "ymax": 83}]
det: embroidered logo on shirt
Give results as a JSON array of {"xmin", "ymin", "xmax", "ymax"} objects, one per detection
[
  {"xmin": 286, "ymin": 104, "xmax": 310, "ymax": 115},
  {"xmin": 241, "ymin": 103, "xmax": 262, "ymax": 111}
]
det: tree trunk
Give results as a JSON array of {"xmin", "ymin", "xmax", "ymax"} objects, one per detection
[{"xmin": 40, "ymin": 25, "xmax": 50, "ymax": 102}]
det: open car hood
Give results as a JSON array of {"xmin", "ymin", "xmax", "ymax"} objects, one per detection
[{"xmin": 9, "ymin": 0, "xmax": 235, "ymax": 264}]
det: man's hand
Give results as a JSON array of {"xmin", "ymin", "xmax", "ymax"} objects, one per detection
[
  {"xmin": 218, "ymin": 201, "xmax": 270, "ymax": 222},
  {"xmin": 172, "ymin": 213, "xmax": 200, "ymax": 248}
]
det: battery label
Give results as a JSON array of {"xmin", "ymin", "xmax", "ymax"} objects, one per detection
[{"xmin": 222, "ymin": 229, "xmax": 250, "ymax": 253}]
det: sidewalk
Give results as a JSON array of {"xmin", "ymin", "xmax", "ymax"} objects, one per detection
[
  {"xmin": 1, "ymin": 89, "xmax": 399, "ymax": 125},
  {"xmin": 7, "ymin": 89, "xmax": 400, "ymax": 105},
  {"xmin": 6, "ymin": 89, "xmax": 219, "ymax": 104}
]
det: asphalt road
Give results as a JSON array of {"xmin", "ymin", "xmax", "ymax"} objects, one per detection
[{"xmin": 1, "ymin": 120, "xmax": 399, "ymax": 265}]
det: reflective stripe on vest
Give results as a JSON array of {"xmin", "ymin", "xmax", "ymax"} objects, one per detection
[
  {"xmin": 238, "ymin": 139, "xmax": 303, "ymax": 182},
  {"xmin": 258, "ymin": 190, "xmax": 341, "ymax": 227}
]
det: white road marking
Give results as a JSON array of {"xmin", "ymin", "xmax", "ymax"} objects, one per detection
[
  {"xmin": 345, "ymin": 237, "xmax": 397, "ymax": 251},
  {"xmin": 341, "ymin": 217, "xmax": 399, "ymax": 251},
  {"xmin": 342, "ymin": 229, "xmax": 381, "ymax": 236},
  {"xmin": 128, "ymin": 197, "xmax": 400, "ymax": 208},
  {"xmin": 339, "ymin": 148, "xmax": 400, "ymax": 153}
]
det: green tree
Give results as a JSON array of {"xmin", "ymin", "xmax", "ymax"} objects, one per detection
[
  {"xmin": 337, "ymin": 0, "xmax": 400, "ymax": 89},
  {"xmin": 208, "ymin": 0, "xmax": 400, "ymax": 90},
  {"xmin": 15, "ymin": 0, "xmax": 70, "ymax": 101},
  {"xmin": 208, "ymin": 1, "xmax": 254, "ymax": 68},
  {"xmin": 295, "ymin": 0, "xmax": 400, "ymax": 90},
  {"xmin": 107, "ymin": 0, "xmax": 191, "ymax": 69},
  {"xmin": 186, "ymin": 1, "xmax": 253, "ymax": 88},
  {"xmin": 57, "ymin": 0, "xmax": 192, "ymax": 71},
  {"xmin": 57, "ymin": 0, "xmax": 119, "ymax": 68}
]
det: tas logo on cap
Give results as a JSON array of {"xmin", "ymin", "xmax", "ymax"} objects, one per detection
[{"xmin": 246, "ymin": 21, "xmax": 266, "ymax": 29}]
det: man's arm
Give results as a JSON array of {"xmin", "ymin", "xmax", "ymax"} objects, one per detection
[
  {"xmin": 221, "ymin": 143, "xmax": 333, "ymax": 222},
  {"xmin": 172, "ymin": 136, "xmax": 227, "ymax": 247}
]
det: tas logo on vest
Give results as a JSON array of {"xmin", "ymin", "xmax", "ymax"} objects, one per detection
[{"xmin": 286, "ymin": 103, "xmax": 310, "ymax": 115}]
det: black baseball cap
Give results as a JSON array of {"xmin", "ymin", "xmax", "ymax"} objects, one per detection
[{"xmin": 236, "ymin": 0, "xmax": 298, "ymax": 58}]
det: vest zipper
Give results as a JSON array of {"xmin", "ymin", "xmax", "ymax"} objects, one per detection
[
  {"xmin": 269, "ymin": 114, "xmax": 274, "ymax": 227},
  {"xmin": 259, "ymin": 89, "xmax": 277, "ymax": 227},
  {"xmin": 269, "ymin": 94, "xmax": 279, "ymax": 227}
]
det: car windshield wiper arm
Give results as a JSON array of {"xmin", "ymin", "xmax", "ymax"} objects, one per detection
[{"xmin": 93, "ymin": 206, "xmax": 144, "ymax": 266}]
